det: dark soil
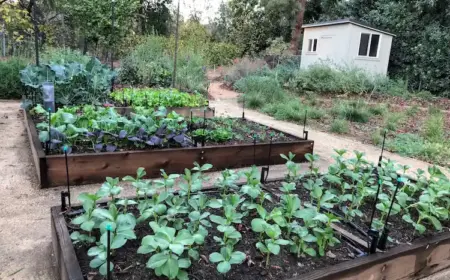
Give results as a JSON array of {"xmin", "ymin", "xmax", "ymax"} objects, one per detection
[{"xmin": 67, "ymin": 188, "xmax": 359, "ymax": 280}]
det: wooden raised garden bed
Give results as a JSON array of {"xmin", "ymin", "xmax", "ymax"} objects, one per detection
[
  {"xmin": 51, "ymin": 180, "xmax": 450, "ymax": 280},
  {"xmin": 25, "ymin": 109, "xmax": 314, "ymax": 188}
]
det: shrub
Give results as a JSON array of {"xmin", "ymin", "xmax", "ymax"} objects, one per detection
[
  {"xmin": 0, "ymin": 57, "xmax": 28, "ymax": 99},
  {"xmin": 422, "ymin": 112, "xmax": 445, "ymax": 143},
  {"xmin": 371, "ymin": 129, "xmax": 384, "ymax": 145},
  {"xmin": 330, "ymin": 119, "xmax": 349, "ymax": 134},
  {"xmin": 406, "ymin": 105, "xmax": 420, "ymax": 117},
  {"xmin": 205, "ymin": 43, "xmax": 241, "ymax": 66},
  {"xmin": 41, "ymin": 47, "xmax": 91, "ymax": 64},
  {"xmin": 331, "ymin": 100, "xmax": 371, "ymax": 123},
  {"xmin": 224, "ymin": 57, "xmax": 266, "ymax": 86},
  {"xmin": 235, "ymin": 76, "xmax": 286, "ymax": 105},
  {"xmin": 369, "ymin": 104, "xmax": 388, "ymax": 116},
  {"xmin": 384, "ymin": 112, "xmax": 406, "ymax": 131}
]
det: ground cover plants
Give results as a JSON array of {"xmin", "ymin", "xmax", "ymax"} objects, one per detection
[
  {"xmin": 66, "ymin": 150, "xmax": 450, "ymax": 279},
  {"xmin": 228, "ymin": 61, "xmax": 450, "ymax": 167},
  {"xmin": 110, "ymin": 88, "xmax": 208, "ymax": 108},
  {"xmin": 30, "ymin": 105, "xmax": 296, "ymax": 155}
]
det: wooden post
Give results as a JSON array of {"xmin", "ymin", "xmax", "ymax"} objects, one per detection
[{"xmin": 172, "ymin": 0, "xmax": 180, "ymax": 88}]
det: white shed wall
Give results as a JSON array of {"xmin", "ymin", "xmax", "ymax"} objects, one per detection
[{"xmin": 300, "ymin": 23, "xmax": 393, "ymax": 76}]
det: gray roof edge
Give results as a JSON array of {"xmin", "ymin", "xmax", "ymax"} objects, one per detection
[{"xmin": 303, "ymin": 19, "xmax": 396, "ymax": 37}]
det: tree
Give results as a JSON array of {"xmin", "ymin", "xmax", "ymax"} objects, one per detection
[
  {"xmin": 140, "ymin": 0, "xmax": 172, "ymax": 36},
  {"xmin": 289, "ymin": 0, "xmax": 306, "ymax": 54}
]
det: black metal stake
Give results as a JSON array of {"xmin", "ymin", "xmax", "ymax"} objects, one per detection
[
  {"xmin": 253, "ymin": 136, "xmax": 257, "ymax": 165},
  {"xmin": 106, "ymin": 224, "xmax": 112, "ymax": 280},
  {"xmin": 378, "ymin": 178, "xmax": 404, "ymax": 250},
  {"xmin": 202, "ymin": 109, "xmax": 206, "ymax": 147},
  {"xmin": 46, "ymin": 107, "xmax": 51, "ymax": 154},
  {"xmin": 260, "ymin": 137, "xmax": 273, "ymax": 183},
  {"xmin": 367, "ymin": 167, "xmax": 381, "ymax": 254},
  {"xmin": 378, "ymin": 130, "xmax": 387, "ymax": 167},
  {"xmin": 303, "ymin": 110, "xmax": 309, "ymax": 140},
  {"xmin": 64, "ymin": 146, "xmax": 71, "ymax": 208}
]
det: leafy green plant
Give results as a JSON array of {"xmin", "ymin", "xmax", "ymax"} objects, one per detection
[
  {"xmin": 0, "ymin": 57, "xmax": 28, "ymax": 99},
  {"xmin": 209, "ymin": 246, "xmax": 246, "ymax": 274},
  {"xmin": 330, "ymin": 119, "xmax": 349, "ymax": 134},
  {"xmin": 289, "ymin": 223, "xmax": 317, "ymax": 258},
  {"xmin": 256, "ymin": 224, "xmax": 290, "ymax": 267},
  {"xmin": 281, "ymin": 152, "xmax": 302, "ymax": 182},
  {"xmin": 141, "ymin": 223, "xmax": 194, "ymax": 280}
]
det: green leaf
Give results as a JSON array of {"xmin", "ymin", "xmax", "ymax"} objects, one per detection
[
  {"xmin": 428, "ymin": 216, "xmax": 442, "ymax": 231},
  {"xmin": 256, "ymin": 242, "xmax": 268, "ymax": 253},
  {"xmin": 229, "ymin": 251, "xmax": 246, "ymax": 264},
  {"xmin": 267, "ymin": 243, "xmax": 280, "ymax": 255},
  {"xmin": 414, "ymin": 224, "xmax": 426, "ymax": 234},
  {"xmin": 162, "ymin": 257, "xmax": 179, "ymax": 279},
  {"xmin": 111, "ymin": 235, "xmax": 127, "ymax": 249},
  {"xmin": 217, "ymin": 261, "xmax": 231, "ymax": 274},
  {"xmin": 92, "ymin": 208, "xmax": 114, "ymax": 221},
  {"xmin": 169, "ymin": 244, "xmax": 184, "ymax": 255},
  {"xmin": 89, "ymin": 257, "xmax": 104, "ymax": 269},
  {"xmin": 402, "ymin": 214, "xmax": 414, "ymax": 224},
  {"xmin": 175, "ymin": 229, "xmax": 195, "ymax": 245},
  {"xmin": 275, "ymin": 239, "xmax": 290, "ymax": 245},
  {"xmin": 71, "ymin": 215, "xmax": 87, "ymax": 225},
  {"xmin": 313, "ymin": 213, "xmax": 329, "ymax": 223},
  {"xmin": 147, "ymin": 252, "xmax": 168, "ymax": 268},
  {"xmin": 99, "ymin": 262, "xmax": 113, "ymax": 276},
  {"xmin": 81, "ymin": 220, "xmax": 95, "ymax": 231},
  {"xmin": 304, "ymin": 247, "xmax": 317, "ymax": 257},
  {"xmin": 210, "ymin": 215, "xmax": 227, "ymax": 225},
  {"xmin": 251, "ymin": 218, "xmax": 266, "ymax": 233},
  {"xmin": 87, "ymin": 246, "xmax": 103, "ymax": 257},
  {"xmin": 209, "ymin": 252, "xmax": 225, "ymax": 263},
  {"xmin": 178, "ymin": 258, "xmax": 191, "ymax": 269}
]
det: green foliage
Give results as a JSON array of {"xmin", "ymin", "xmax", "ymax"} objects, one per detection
[
  {"xmin": 331, "ymin": 100, "xmax": 372, "ymax": 123},
  {"xmin": 111, "ymin": 88, "xmax": 208, "ymax": 108},
  {"xmin": 0, "ymin": 58, "xmax": 28, "ymax": 99},
  {"xmin": 235, "ymin": 76, "xmax": 286, "ymax": 109},
  {"xmin": 119, "ymin": 36, "xmax": 208, "ymax": 94},
  {"xmin": 20, "ymin": 58, "xmax": 116, "ymax": 105},
  {"xmin": 209, "ymin": 246, "xmax": 246, "ymax": 274},
  {"xmin": 41, "ymin": 48, "xmax": 91, "ymax": 64},
  {"xmin": 422, "ymin": 111, "xmax": 445, "ymax": 143},
  {"xmin": 330, "ymin": 119, "xmax": 349, "ymax": 134},
  {"xmin": 205, "ymin": 42, "xmax": 241, "ymax": 66},
  {"xmin": 384, "ymin": 112, "xmax": 406, "ymax": 131},
  {"xmin": 224, "ymin": 58, "xmax": 267, "ymax": 86}
]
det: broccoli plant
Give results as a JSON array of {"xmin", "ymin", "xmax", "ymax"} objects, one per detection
[
  {"xmin": 256, "ymin": 224, "xmax": 290, "ymax": 267},
  {"xmin": 209, "ymin": 246, "xmax": 246, "ymax": 274}
]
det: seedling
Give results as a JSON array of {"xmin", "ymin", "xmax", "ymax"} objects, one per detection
[
  {"xmin": 289, "ymin": 223, "xmax": 317, "ymax": 258},
  {"xmin": 209, "ymin": 246, "xmax": 246, "ymax": 274},
  {"xmin": 281, "ymin": 152, "xmax": 302, "ymax": 182},
  {"xmin": 256, "ymin": 224, "xmax": 290, "ymax": 267}
]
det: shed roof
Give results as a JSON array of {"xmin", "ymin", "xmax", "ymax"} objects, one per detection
[{"xmin": 302, "ymin": 19, "xmax": 396, "ymax": 37}]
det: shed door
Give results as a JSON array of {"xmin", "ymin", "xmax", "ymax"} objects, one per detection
[{"xmin": 318, "ymin": 35, "xmax": 337, "ymax": 61}]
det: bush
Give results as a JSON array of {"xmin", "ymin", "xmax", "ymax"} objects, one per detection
[
  {"xmin": 119, "ymin": 36, "xmax": 208, "ymax": 94},
  {"xmin": 330, "ymin": 119, "xmax": 349, "ymax": 134},
  {"xmin": 205, "ymin": 43, "xmax": 240, "ymax": 66},
  {"xmin": 224, "ymin": 57, "xmax": 266, "ymax": 86},
  {"xmin": 423, "ymin": 112, "xmax": 445, "ymax": 143},
  {"xmin": 369, "ymin": 104, "xmax": 388, "ymax": 115},
  {"xmin": 384, "ymin": 112, "xmax": 406, "ymax": 131},
  {"xmin": 331, "ymin": 100, "xmax": 372, "ymax": 123},
  {"xmin": 0, "ymin": 58, "xmax": 28, "ymax": 99},
  {"xmin": 41, "ymin": 48, "xmax": 91, "ymax": 64},
  {"xmin": 234, "ymin": 76, "xmax": 286, "ymax": 106}
]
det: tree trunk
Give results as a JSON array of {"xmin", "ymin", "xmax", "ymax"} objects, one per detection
[{"xmin": 289, "ymin": 0, "xmax": 307, "ymax": 55}]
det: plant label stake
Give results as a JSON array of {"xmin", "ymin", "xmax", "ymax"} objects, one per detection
[
  {"xmin": 378, "ymin": 130, "xmax": 387, "ymax": 167},
  {"xmin": 260, "ymin": 137, "xmax": 273, "ymax": 183},
  {"xmin": 378, "ymin": 177, "xmax": 404, "ymax": 250},
  {"xmin": 367, "ymin": 167, "xmax": 381, "ymax": 254},
  {"xmin": 106, "ymin": 224, "xmax": 112, "ymax": 280},
  {"xmin": 303, "ymin": 110, "xmax": 309, "ymax": 140}
]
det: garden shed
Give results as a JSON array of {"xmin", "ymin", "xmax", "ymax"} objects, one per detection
[{"xmin": 300, "ymin": 19, "xmax": 395, "ymax": 76}]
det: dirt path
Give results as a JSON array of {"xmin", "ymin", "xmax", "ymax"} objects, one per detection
[{"xmin": 208, "ymin": 80, "xmax": 449, "ymax": 178}]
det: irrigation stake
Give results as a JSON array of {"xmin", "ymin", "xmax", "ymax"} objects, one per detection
[
  {"xmin": 260, "ymin": 136, "xmax": 273, "ymax": 183},
  {"xmin": 303, "ymin": 110, "xmax": 309, "ymax": 140},
  {"xmin": 64, "ymin": 145, "xmax": 71, "ymax": 208},
  {"xmin": 378, "ymin": 130, "xmax": 387, "ymax": 166},
  {"xmin": 378, "ymin": 177, "xmax": 404, "ymax": 250},
  {"xmin": 106, "ymin": 224, "xmax": 112, "ymax": 280},
  {"xmin": 46, "ymin": 107, "xmax": 51, "ymax": 155}
]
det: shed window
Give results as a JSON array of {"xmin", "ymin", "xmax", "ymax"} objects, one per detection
[
  {"xmin": 358, "ymin": 33, "xmax": 380, "ymax": 57},
  {"xmin": 308, "ymin": 38, "xmax": 318, "ymax": 52}
]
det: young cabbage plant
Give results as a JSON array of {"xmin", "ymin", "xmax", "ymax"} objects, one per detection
[
  {"xmin": 143, "ymin": 223, "xmax": 195, "ymax": 280},
  {"xmin": 209, "ymin": 246, "xmax": 246, "ymax": 274},
  {"xmin": 256, "ymin": 224, "xmax": 290, "ymax": 267},
  {"xmin": 289, "ymin": 222, "xmax": 317, "ymax": 258},
  {"xmin": 280, "ymin": 152, "xmax": 302, "ymax": 182}
]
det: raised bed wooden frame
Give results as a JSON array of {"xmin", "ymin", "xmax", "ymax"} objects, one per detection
[
  {"xmin": 51, "ymin": 182, "xmax": 450, "ymax": 280},
  {"xmin": 25, "ymin": 109, "xmax": 314, "ymax": 188}
]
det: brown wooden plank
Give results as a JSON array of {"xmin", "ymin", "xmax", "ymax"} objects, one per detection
[
  {"xmin": 330, "ymin": 223, "xmax": 383, "ymax": 253},
  {"xmin": 23, "ymin": 109, "xmax": 48, "ymax": 187},
  {"xmin": 45, "ymin": 140, "xmax": 313, "ymax": 187},
  {"xmin": 51, "ymin": 207, "xmax": 84, "ymax": 280},
  {"xmin": 295, "ymin": 231, "xmax": 450, "ymax": 280}
]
